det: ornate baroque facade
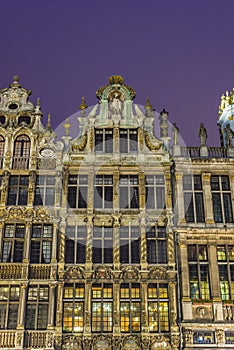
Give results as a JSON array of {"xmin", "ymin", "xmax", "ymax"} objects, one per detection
[{"xmin": 0, "ymin": 75, "xmax": 233, "ymax": 349}]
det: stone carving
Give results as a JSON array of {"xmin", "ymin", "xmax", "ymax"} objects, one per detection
[
  {"xmin": 93, "ymin": 215, "xmax": 114, "ymax": 227},
  {"xmin": 35, "ymin": 207, "xmax": 50, "ymax": 221},
  {"xmin": 110, "ymin": 93, "xmax": 122, "ymax": 117},
  {"xmin": 121, "ymin": 266, "xmax": 139, "ymax": 280},
  {"xmin": 46, "ymin": 332, "xmax": 54, "ymax": 348},
  {"xmin": 145, "ymin": 132, "xmax": 161, "ymax": 151},
  {"xmin": 141, "ymin": 337, "xmax": 150, "ymax": 350},
  {"xmin": 83, "ymin": 337, "xmax": 92, "ymax": 350},
  {"xmin": 215, "ymin": 329, "xmax": 225, "ymax": 344},
  {"xmin": 112, "ymin": 336, "xmax": 122, "ymax": 350},
  {"xmin": 122, "ymin": 336, "xmax": 140, "ymax": 349},
  {"xmin": 171, "ymin": 334, "xmax": 180, "ymax": 349},
  {"xmin": 149, "ymin": 266, "xmax": 167, "ymax": 280},
  {"xmin": 15, "ymin": 332, "xmax": 23, "ymax": 347},
  {"xmin": 92, "ymin": 335, "xmax": 111, "ymax": 350},
  {"xmin": 198, "ymin": 123, "xmax": 207, "ymax": 146},
  {"xmin": 72, "ymin": 133, "xmax": 88, "ymax": 151},
  {"xmin": 93, "ymin": 266, "xmax": 112, "ymax": 280},
  {"xmin": 183, "ymin": 329, "xmax": 193, "ymax": 345},
  {"xmin": 172, "ymin": 123, "xmax": 179, "ymax": 145},
  {"xmin": 195, "ymin": 306, "xmax": 209, "ymax": 318},
  {"xmin": 225, "ymin": 123, "xmax": 234, "ymax": 147},
  {"xmin": 151, "ymin": 335, "xmax": 170, "ymax": 349},
  {"xmin": 64, "ymin": 266, "xmax": 85, "ymax": 280}
]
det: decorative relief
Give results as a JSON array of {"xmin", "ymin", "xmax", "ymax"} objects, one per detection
[
  {"xmin": 192, "ymin": 304, "xmax": 212, "ymax": 319},
  {"xmin": 121, "ymin": 266, "xmax": 139, "ymax": 280},
  {"xmin": 215, "ymin": 329, "xmax": 225, "ymax": 344},
  {"xmin": 92, "ymin": 335, "xmax": 112, "ymax": 350},
  {"xmin": 171, "ymin": 334, "xmax": 180, "ymax": 349},
  {"xmin": 149, "ymin": 266, "xmax": 167, "ymax": 280},
  {"xmin": 93, "ymin": 215, "xmax": 114, "ymax": 227},
  {"xmin": 72, "ymin": 133, "xmax": 88, "ymax": 151},
  {"xmin": 15, "ymin": 332, "xmax": 23, "ymax": 348},
  {"xmin": 151, "ymin": 335, "xmax": 170, "ymax": 349},
  {"xmin": 122, "ymin": 336, "xmax": 140, "ymax": 350},
  {"xmin": 35, "ymin": 207, "xmax": 50, "ymax": 221},
  {"xmin": 46, "ymin": 332, "xmax": 54, "ymax": 348},
  {"xmin": 145, "ymin": 131, "xmax": 161, "ymax": 151},
  {"xmin": 93, "ymin": 266, "xmax": 112, "ymax": 280},
  {"xmin": 38, "ymin": 158, "xmax": 56, "ymax": 169},
  {"xmin": 64, "ymin": 266, "xmax": 85, "ymax": 280},
  {"xmin": 183, "ymin": 329, "xmax": 193, "ymax": 345}
]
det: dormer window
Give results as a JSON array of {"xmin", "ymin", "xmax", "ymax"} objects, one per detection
[
  {"xmin": 13, "ymin": 135, "xmax": 30, "ymax": 169},
  {"xmin": 18, "ymin": 116, "xmax": 31, "ymax": 125},
  {"xmin": 120, "ymin": 129, "xmax": 138, "ymax": 153},
  {"xmin": 8, "ymin": 103, "xmax": 18, "ymax": 110},
  {"xmin": 0, "ymin": 116, "xmax": 6, "ymax": 125}
]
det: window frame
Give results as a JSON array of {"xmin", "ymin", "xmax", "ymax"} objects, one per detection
[
  {"xmin": 146, "ymin": 226, "xmax": 167, "ymax": 264},
  {"xmin": 217, "ymin": 244, "xmax": 234, "ymax": 301},
  {"xmin": 63, "ymin": 283, "xmax": 85, "ymax": 333},
  {"xmin": 94, "ymin": 175, "xmax": 113, "ymax": 209},
  {"xmin": 120, "ymin": 283, "xmax": 141, "ymax": 333},
  {"xmin": 34, "ymin": 175, "xmax": 55, "ymax": 206},
  {"xmin": 148, "ymin": 283, "xmax": 169, "ymax": 332},
  {"xmin": 120, "ymin": 226, "xmax": 140, "ymax": 264},
  {"xmin": 183, "ymin": 175, "xmax": 205, "ymax": 223},
  {"xmin": 0, "ymin": 285, "xmax": 20, "ymax": 329},
  {"xmin": 30, "ymin": 224, "xmax": 53, "ymax": 264},
  {"xmin": 65, "ymin": 226, "xmax": 87, "ymax": 264},
  {"xmin": 92, "ymin": 226, "xmax": 113, "ymax": 264},
  {"xmin": 67, "ymin": 174, "xmax": 88, "ymax": 209},
  {"xmin": 7, "ymin": 175, "xmax": 29, "ymax": 206},
  {"xmin": 119, "ymin": 175, "xmax": 139, "ymax": 209},
  {"xmin": 25, "ymin": 285, "xmax": 49, "ymax": 330},
  {"xmin": 119, "ymin": 128, "xmax": 138, "ymax": 153},
  {"xmin": 2, "ymin": 224, "xmax": 25, "ymax": 263},
  {"xmin": 211, "ymin": 175, "xmax": 233, "ymax": 223},
  {"xmin": 91, "ymin": 283, "xmax": 113, "ymax": 333},
  {"xmin": 95, "ymin": 128, "xmax": 113, "ymax": 153},
  {"xmin": 145, "ymin": 175, "xmax": 165, "ymax": 210}
]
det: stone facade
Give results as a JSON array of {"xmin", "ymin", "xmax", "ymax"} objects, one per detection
[{"xmin": 0, "ymin": 75, "xmax": 233, "ymax": 349}]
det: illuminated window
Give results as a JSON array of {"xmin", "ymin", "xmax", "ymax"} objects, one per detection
[
  {"xmin": 30, "ymin": 224, "xmax": 53, "ymax": 264},
  {"xmin": 146, "ymin": 226, "xmax": 167, "ymax": 264},
  {"xmin": 148, "ymin": 283, "xmax": 169, "ymax": 332},
  {"xmin": 94, "ymin": 175, "xmax": 113, "ymax": 209},
  {"xmin": 183, "ymin": 175, "xmax": 205, "ymax": 222},
  {"xmin": 188, "ymin": 245, "xmax": 210, "ymax": 300},
  {"xmin": 145, "ymin": 175, "xmax": 165, "ymax": 209},
  {"xmin": 2, "ymin": 224, "xmax": 25, "ymax": 262},
  {"xmin": 0, "ymin": 286, "xmax": 20, "ymax": 329},
  {"xmin": 217, "ymin": 245, "xmax": 234, "ymax": 301},
  {"xmin": 91, "ymin": 284, "xmax": 113, "ymax": 332},
  {"xmin": 120, "ymin": 129, "xmax": 138, "ymax": 153},
  {"xmin": 7, "ymin": 175, "xmax": 29, "ymax": 206},
  {"xmin": 67, "ymin": 175, "xmax": 88, "ymax": 209},
  {"xmin": 120, "ymin": 283, "xmax": 141, "ymax": 333},
  {"xmin": 26, "ymin": 285, "xmax": 49, "ymax": 330},
  {"xmin": 34, "ymin": 175, "xmax": 55, "ymax": 206},
  {"xmin": 92, "ymin": 227, "xmax": 113, "ymax": 264},
  {"xmin": 65, "ymin": 226, "xmax": 87, "ymax": 264},
  {"xmin": 63, "ymin": 284, "xmax": 84, "ymax": 333},
  {"xmin": 119, "ymin": 175, "xmax": 139, "ymax": 209},
  {"xmin": 95, "ymin": 129, "xmax": 113, "ymax": 153},
  {"xmin": 193, "ymin": 332, "xmax": 214, "ymax": 344},
  {"xmin": 225, "ymin": 332, "xmax": 234, "ymax": 344},
  {"xmin": 120, "ymin": 226, "xmax": 140, "ymax": 264},
  {"xmin": 13, "ymin": 135, "xmax": 30, "ymax": 169},
  {"xmin": 211, "ymin": 175, "xmax": 233, "ymax": 223}
]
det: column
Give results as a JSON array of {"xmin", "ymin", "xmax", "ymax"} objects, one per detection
[
  {"xmin": 208, "ymin": 244, "xmax": 223, "ymax": 321},
  {"xmin": 28, "ymin": 171, "xmax": 36, "ymax": 206},
  {"xmin": 84, "ymin": 282, "xmax": 91, "ymax": 334},
  {"xmin": 58, "ymin": 219, "xmax": 66, "ymax": 263},
  {"xmin": 169, "ymin": 281, "xmax": 179, "ymax": 332},
  {"xmin": 0, "ymin": 223, "xmax": 3, "ymax": 261},
  {"xmin": 87, "ymin": 170, "xmax": 94, "ymax": 213},
  {"xmin": 113, "ymin": 169, "xmax": 119, "ymax": 211},
  {"xmin": 23, "ymin": 222, "xmax": 31, "ymax": 263},
  {"xmin": 17, "ymin": 283, "xmax": 28, "ymax": 329},
  {"xmin": 229, "ymin": 174, "xmax": 234, "ymax": 219},
  {"xmin": 180, "ymin": 243, "xmax": 193, "ymax": 320},
  {"xmin": 48, "ymin": 283, "xmax": 57, "ymax": 328},
  {"xmin": 175, "ymin": 172, "xmax": 185, "ymax": 224},
  {"xmin": 85, "ymin": 217, "xmax": 93, "ymax": 268},
  {"xmin": 113, "ymin": 282, "xmax": 120, "ymax": 333},
  {"xmin": 55, "ymin": 282, "xmax": 63, "ymax": 333},
  {"xmin": 202, "ymin": 172, "xmax": 215, "ymax": 224},
  {"xmin": 141, "ymin": 282, "xmax": 148, "ymax": 332},
  {"xmin": 140, "ymin": 217, "xmax": 147, "ymax": 268},
  {"xmin": 139, "ymin": 171, "xmax": 145, "ymax": 210},
  {"xmin": 113, "ymin": 217, "xmax": 120, "ymax": 268},
  {"xmin": 165, "ymin": 170, "xmax": 172, "ymax": 210},
  {"xmin": 51, "ymin": 221, "xmax": 59, "ymax": 262}
]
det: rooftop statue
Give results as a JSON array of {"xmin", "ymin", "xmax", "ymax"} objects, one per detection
[{"xmin": 198, "ymin": 123, "xmax": 207, "ymax": 146}]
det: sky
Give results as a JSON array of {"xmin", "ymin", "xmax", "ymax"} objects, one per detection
[{"xmin": 1, "ymin": 0, "xmax": 234, "ymax": 146}]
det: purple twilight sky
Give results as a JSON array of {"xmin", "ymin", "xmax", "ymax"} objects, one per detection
[{"xmin": 1, "ymin": 0, "xmax": 234, "ymax": 146}]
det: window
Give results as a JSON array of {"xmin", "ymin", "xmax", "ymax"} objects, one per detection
[
  {"xmin": 120, "ymin": 226, "xmax": 140, "ymax": 264},
  {"xmin": 119, "ymin": 175, "xmax": 139, "ymax": 209},
  {"xmin": 30, "ymin": 224, "xmax": 53, "ymax": 263},
  {"xmin": 65, "ymin": 226, "xmax": 87, "ymax": 264},
  {"xmin": 225, "ymin": 332, "xmax": 234, "ymax": 344},
  {"xmin": 34, "ymin": 175, "xmax": 55, "ymax": 206},
  {"xmin": 211, "ymin": 175, "xmax": 233, "ymax": 223},
  {"xmin": 92, "ymin": 283, "xmax": 113, "ymax": 332},
  {"xmin": 193, "ymin": 332, "xmax": 214, "ymax": 344},
  {"xmin": 217, "ymin": 245, "xmax": 234, "ymax": 301},
  {"xmin": 63, "ymin": 284, "xmax": 84, "ymax": 333},
  {"xmin": 183, "ymin": 175, "xmax": 205, "ymax": 222},
  {"xmin": 120, "ymin": 283, "xmax": 141, "ymax": 332},
  {"xmin": 188, "ymin": 244, "xmax": 210, "ymax": 300},
  {"xmin": 7, "ymin": 175, "xmax": 29, "ymax": 206},
  {"xmin": 92, "ymin": 227, "xmax": 113, "ymax": 263},
  {"xmin": 95, "ymin": 129, "xmax": 113, "ymax": 153},
  {"xmin": 120, "ymin": 129, "xmax": 138, "ymax": 153},
  {"xmin": 67, "ymin": 175, "xmax": 88, "ymax": 209},
  {"xmin": 0, "ymin": 286, "xmax": 20, "ymax": 329},
  {"xmin": 148, "ymin": 283, "xmax": 169, "ymax": 332},
  {"xmin": 146, "ymin": 226, "xmax": 167, "ymax": 264},
  {"xmin": 2, "ymin": 224, "xmax": 25, "ymax": 262},
  {"xmin": 94, "ymin": 175, "xmax": 113, "ymax": 209},
  {"xmin": 0, "ymin": 135, "xmax": 5, "ymax": 168},
  {"xmin": 145, "ymin": 175, "xmax": 165, "ymax": 210},
  {"xmin": 13, "ymin": 135, "xmax": 30, "ymax": 169},
  {"xmin": 18, "ymin": 116, "xmax": 31, "ymax": 125},
  {"xmin": 25, "ymin": 285, "xmax": 49, "ymax": 329}
]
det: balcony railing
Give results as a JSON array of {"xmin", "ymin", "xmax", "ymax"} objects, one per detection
[
  {"xmin": 180, "ymin": 146, "xmax": 227, "ymax": 158},
  {"xmin": 29, "ymin": 265, "xmax": 51, "ymax": 279},
  {"xmin": 0, "ymin": 263, "xmax": 23, "ymax": 279},
  {"xmin": 208, "ymin": 146, "xmax": 227, "ymax": 158},
  {"xmin": 24, "ymin": 331, "xmax": 47, "ymax": 349},
  {"xmin": 12, "ymin": 156, "xmax": 30, "ymax": 169},
  {"xmin": 0, "ymin": 331, "xmax": 15, "ymax": 348},
  {"xmin": 223, "ymin": 304, "xmax": 234, "ymax": 320}
]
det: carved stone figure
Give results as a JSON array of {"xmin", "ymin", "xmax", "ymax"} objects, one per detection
[
  {"xmin": 225, "ymin": 123, "xmax": 234, "ymax": 147},
  {"xmin": 110, "ymin": 93, "xmax": 122, "ymax": 116},
  {"xmin": 198, "ymin": 123, "xmax": 207, "ymax": 146},
  {"xmin": 172, "ymin": 122, "xmax": 179, "ymax": 145}
]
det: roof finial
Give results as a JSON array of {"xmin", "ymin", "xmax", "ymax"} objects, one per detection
[
  {"xmin": 46, "ymin": 113, "xmax": 52, "ymax": 130},
  {"xmin": 79, "ymin": 97, "xmax": 88, "ymax": 110},
  {"xmin": 13, "ymin": 75, "xmax": 19, "ymax": 83},
  {"xmin": 145, "ymin": 97, "xmax": 153, "ymax": 110},
  {"xmin": 63, "ymin": 118, "xmax": 71, "ymax": 136}
]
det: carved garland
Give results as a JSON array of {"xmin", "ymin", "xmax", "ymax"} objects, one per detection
[
  {"xmin": 145, "ymin": 132, "xmax": 161, "ymax": 151},
  {"xmin": 72, "ymin": 133, "xmax": 87, "ymax": 151}
]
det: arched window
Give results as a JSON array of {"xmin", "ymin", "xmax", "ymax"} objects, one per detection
[
  {"xmin": 13, "ymin": 135, "xmax": 30, "ymax": 169},
  {"xmin": 0, "ymin": 135, "xmax": 5, "ymax": 168}
]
